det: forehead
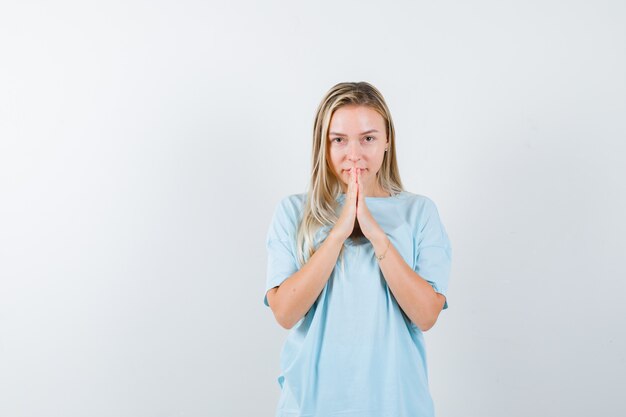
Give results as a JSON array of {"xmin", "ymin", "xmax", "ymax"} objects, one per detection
[{"xmin": 329, "ymin": 105, "xmax": 385, "ymax": 131}]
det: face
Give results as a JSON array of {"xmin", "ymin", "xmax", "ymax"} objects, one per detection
[{"xmin": 327, "ymin": 105, "xmax": 389, "ymax": 195}]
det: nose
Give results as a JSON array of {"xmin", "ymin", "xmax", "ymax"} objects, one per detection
[{"xmin": 346, "ymin": 140, "xmax": 362, "ymax": 163}]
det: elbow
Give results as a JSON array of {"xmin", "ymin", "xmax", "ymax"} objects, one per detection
[
  {"xmin": 274, "ymin": 306, "xmax": 303, "ymax": 330},
  {"xmin": 277, "ymin": 308, "xmax": 303, "ymax": 330},
  {"xmin": 420, "ymin": 320, "xmax": 435, "ymax": 332},
  {"xmin": 269, "ymin": 304, "xmax": 293, "ymax": 330},
  {"xmin": 267, "ymin": 293, "xmax": 295, "ymax": 330},
  {"xmin": 420, "ymin": 292, "xmax": 445, "ymax": 332},
  {"xmin": 416, "ymin": 313, "xmax": 439, "ymax": 332},
  {"xmin": 275, "ymin": 312, "xmax": 295, "ymax": 330}
]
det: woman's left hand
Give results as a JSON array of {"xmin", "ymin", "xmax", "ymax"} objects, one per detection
[{"xmin": 356, "ymin": 168, "xmax": 386, "ymax": 242}]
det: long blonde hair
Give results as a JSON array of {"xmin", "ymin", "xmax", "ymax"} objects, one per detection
[{"xmin": 295, "ymin": 81, "xmax": 404, "ymax": 268}]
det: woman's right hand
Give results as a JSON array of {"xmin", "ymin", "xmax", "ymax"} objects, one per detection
[{"xmin": 331, "ymin": 167, "xmax": 359, "ymax": 242}]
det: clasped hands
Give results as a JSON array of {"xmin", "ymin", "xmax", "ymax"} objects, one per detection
[{"xmin": 334, "ymin": 166, "xmax": 387, "ymax": 245}]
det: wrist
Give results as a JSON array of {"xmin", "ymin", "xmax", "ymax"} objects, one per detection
[
  {"xmin": 327, "ymin": 229, "xmax": 346, "ymax": 246},
  {"xmin": 371, "ymin": 229, "xmax": 388, "ymax": 247},
  {"xmin": 371, "ymin": 232, "xmax": 390, "ymax": 255}
]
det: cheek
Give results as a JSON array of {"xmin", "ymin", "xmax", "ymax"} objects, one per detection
[{"xmin": 328, "ymin": 159, "xmax": 343, "ymax": 176}]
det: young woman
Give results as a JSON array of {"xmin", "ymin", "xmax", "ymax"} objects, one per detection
[{"xmin": 263, "ymin": 81, "xmax": 452, "ymax": 417}]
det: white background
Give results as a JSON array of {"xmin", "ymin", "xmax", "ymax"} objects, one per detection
[{"xmin": 1, "ymin": 1, "xmax": 625, "ymax": 416}]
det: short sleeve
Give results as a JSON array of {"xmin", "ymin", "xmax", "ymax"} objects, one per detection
[
  {"xmin": 413, "ymin": 198, "xmax": 452, "ymax": 310},
  {"xmin": 263, "ymin": 197, "xmax": 301, "ymax": 307}
]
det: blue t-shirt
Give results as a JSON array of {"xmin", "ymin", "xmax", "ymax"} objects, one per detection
[{"xmin": 264, "ymin": 190, "xmax": 452, "ymax": 417}]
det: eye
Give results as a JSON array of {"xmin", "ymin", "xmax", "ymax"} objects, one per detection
[
  {"xmin": 331, "ymin": 137, "xmax": 342, "ymax": 143},
  {"xmin": 364, "ymin": 136, "xmax": 375, "ymax": 142}
]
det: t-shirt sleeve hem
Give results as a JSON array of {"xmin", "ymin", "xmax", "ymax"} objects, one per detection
[{"xmin": 429, "ymin": 283, "xmax": 449, "ymax": 310}]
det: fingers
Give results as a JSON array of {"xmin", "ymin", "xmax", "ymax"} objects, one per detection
[
  {"xmin": 353, "ymin": 169, "xmax": 357, "ymax": 202},
  {"xmin": 356, "ymin": 168, "xmax": 362, "ymax": 202},
  {"xmin": 347, "ymin": 168, "xmax": 352, "ymax": 193},
  {"xmin": 349, "ymin": 168, "xmax": 357, "ymax": 197},
  {"xmin": 356, "ymin": 168, "xmax": 362, "ymax": 206}
]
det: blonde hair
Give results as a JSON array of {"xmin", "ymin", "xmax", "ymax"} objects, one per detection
[{"xmin": 295, "ymin": 81, "xmax": 404, "ymax": 269}]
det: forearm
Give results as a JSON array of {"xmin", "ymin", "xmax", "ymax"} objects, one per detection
[
  {"xmin": 274, "ymin": 231, "xmax": 344, "ymax": 329},
  {"xmin": 371, "ymin": 233, "xmax": 441, "ymax": 331}
]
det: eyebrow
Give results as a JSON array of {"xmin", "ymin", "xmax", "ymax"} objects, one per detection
[{"xmin": 329, "ymin": 129, "xmax": 379, "ymax": 136}]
